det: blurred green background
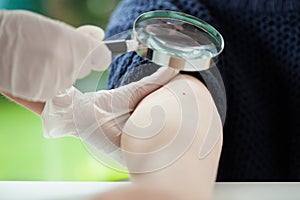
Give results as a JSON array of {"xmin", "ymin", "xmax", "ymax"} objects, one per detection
[{"xmin": 0, "ymin": 0, "xmax": 130, "ymax": 181}]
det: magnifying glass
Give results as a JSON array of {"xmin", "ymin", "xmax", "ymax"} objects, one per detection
[
  {"xmin": 104, "ymin": 10, "xmax": 224, "ymax": 71},
  {"xmin": 104, "ymin": 10, "xmax": 226, "ymax": 124}
]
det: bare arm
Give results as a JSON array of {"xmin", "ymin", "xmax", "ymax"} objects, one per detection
[
  {"xmin": 2, "ymin": 92, "xmax": 45, "ymax": 115},
  {"xmin": 121, "ymin": 74, "xmax": 223, "ymax": 200}
]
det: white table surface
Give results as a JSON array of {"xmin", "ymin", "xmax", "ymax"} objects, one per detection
[{"xmin": 0, "ymin": 181, "xmax": 300, "ymax": 200}]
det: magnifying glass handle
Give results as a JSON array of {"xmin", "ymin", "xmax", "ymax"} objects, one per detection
[{"xmin": 104, "ymin": 39, "xmax": 138, "ymax": 55}]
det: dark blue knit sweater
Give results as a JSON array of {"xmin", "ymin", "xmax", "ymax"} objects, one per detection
[{"xmin": 106, "ymin": 0, "xmax": 300, "ymax": 181}]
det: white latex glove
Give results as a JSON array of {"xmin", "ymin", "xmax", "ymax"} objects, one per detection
[
  {"xmin": 41, "ymin": 67, "xmax": 178, "ymax": 163},
  {"xmin": 0, "ymin": 10, "xmax": 111, "ymax": 101}
]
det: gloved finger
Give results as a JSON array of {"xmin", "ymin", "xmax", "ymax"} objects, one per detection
[
  {"xmin": 76, "ymin": 25, "xmax": 105, "ymax": 41},
  {"xmin": 76, "ymin": 25, "xmax": 110, "ymax": 78},
  {"xmin": 77, "ymin": 42, "xmax": 112, "ymax": 79},
  {"xmin": 116, "ymin": 67, "xmax": 179, "ymax": 110}
]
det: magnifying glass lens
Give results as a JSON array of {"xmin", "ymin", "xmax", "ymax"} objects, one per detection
[
  {"xmin": 133, "ymin": 10, "xmax": 224, "ymax": 65},
  {"xmin": 136, "ymin": 18, "xmax": 218, "ymax": 59}
]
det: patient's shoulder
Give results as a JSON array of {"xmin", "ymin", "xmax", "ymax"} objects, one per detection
[{"xmin": 122, "ymin": 74, "xmax": 218, "ymax": 152}]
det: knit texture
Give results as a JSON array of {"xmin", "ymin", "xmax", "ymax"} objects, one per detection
[{"xmin": 106, "ymin": 0, "xmax": 300, "ymax": 181}]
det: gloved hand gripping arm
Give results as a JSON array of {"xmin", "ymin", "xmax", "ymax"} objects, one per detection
[{"xmin": 41, "ymin": 67, "xmax": 178, "ymax": 161}]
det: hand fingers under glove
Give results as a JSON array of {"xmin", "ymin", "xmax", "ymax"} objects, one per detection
[{"xmin": 0, "ymin": 10, "xmax": 110, "ymax": 101}]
